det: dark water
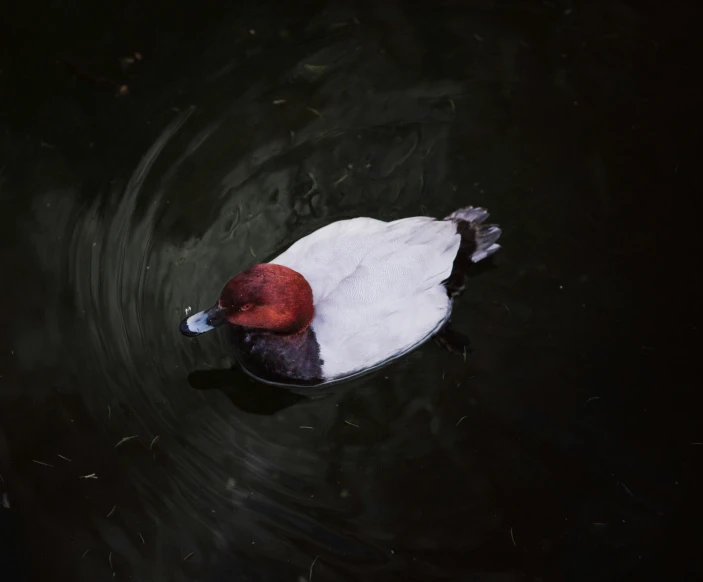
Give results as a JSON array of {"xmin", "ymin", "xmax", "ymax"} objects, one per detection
[{"xmin": 1, "ymin": 1, "xmax": 701, "ymax": 580}]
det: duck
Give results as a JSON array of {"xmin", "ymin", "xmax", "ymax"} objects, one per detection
[{"xmin": 180, "ymin": 206, "xmax": 501, "ymax": 387}]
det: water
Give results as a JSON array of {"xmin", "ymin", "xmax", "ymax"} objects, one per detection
[{"xmin": 1, "ymin": 1, "xmax": 700, "ymax": 580}]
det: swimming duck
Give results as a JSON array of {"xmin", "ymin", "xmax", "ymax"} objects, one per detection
[{"xmin": 180, "ymin": 206, "xmax": 501, "ymax": 386}]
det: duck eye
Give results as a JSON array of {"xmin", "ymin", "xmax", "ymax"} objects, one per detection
[{"xmin": 239, "ymin": 303, "xmax": 253, "ymax": 312}]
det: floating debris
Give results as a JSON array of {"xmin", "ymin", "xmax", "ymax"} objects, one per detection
[
  {"xmin": 119, "ymin": 56, "xmax": 135, "ymax": 70},
  {"xmin": 456, "ymin": 416, "xmax": 467, "ymax": 427},
  {"xmin": 2, "ymin": 493, "xmax": 10, "ymax": 509},
  {"xmin": 510, "ymin": 527, "xmax": 516, "ymax": 546},
  {"xmin": 79, "ymin": 473, "xmax": 98, "ymax": 480},
  {"xmin": 109, "ymin": 551, "xmax": 114, "ymax": 574},
  {"xmin": 309, "ymin": 555, "xmax": 319, "ymax": 581},
  {"xmin": 183, "ymin": 552, "xmax": 194, "ymax": 561},
  {"xmin": 473, "ymin": 34, "xmax": 484, "ymax": 42},
  {"xmin": 299, "ymin": 426, "xmax": 315, "ymax": 430},
  {"xmin": 303, "ymin": 64, "xmax": 327, "ymax": 74},
  {"xmin": 81, "ymin": 549, "xmax": 90, "ymax": 560},
  {"xmin": 306, "ymin": 107, "xmax": 322, "ymax": 118},
  {"xmin": 333, "ymin": 171, "xmax": 348, "ymax": 187},
  {"xmin": 106, "ymin": 505, "xmax": 117, "ymax": 518},
  {"xmin": 32, "ymin": 460, "xmax": 54, "ymax": 468},
  {"xmin": 108, "ymin": 405, "xmax": 111, "ymax": 421},
  {"xmin": 149, "ymin": 436, "xmax": 160, "ymax": 450},
  {"xmin": 138, "ymin": 532, "xmax": 145, "ymax": 545},
  {"xmin": 620, "ymin": 482, "xmax": 633, "ymax": 496},
  {"xmin": 57, "ymin": 454, "xmax": 72, "ymax": 462},
  {"xmin": 273, "ymin": 99, "xmax": 287, "ymax": 105},
  {"xmin": 115, "ymin": 436, "xmax": 139, "ymax": 448},
  {"xmin": 344, "ymin": 420, "xmax": 359, "ymax": 428}
]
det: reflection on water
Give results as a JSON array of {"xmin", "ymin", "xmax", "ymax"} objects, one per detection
[{"xmin": 1, "ymin": 0, "xmax": 700, "ymax": 580}]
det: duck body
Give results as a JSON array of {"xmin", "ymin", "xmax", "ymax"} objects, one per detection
[{"xmin": 181, "ymin": 206, "xmax": 501, "ymax": 387}]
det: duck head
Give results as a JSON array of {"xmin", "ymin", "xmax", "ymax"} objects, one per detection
[{"xmin": 180, "ymin": 263, "xmax": 314, "ymax": 336}]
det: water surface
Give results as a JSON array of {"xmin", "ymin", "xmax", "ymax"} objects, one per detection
[{"xmin": 1, "ymin": 1, "xmax": 700, "ymax": 580}]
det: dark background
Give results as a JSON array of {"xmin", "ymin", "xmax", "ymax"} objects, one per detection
[{"xmin": 1, "ymin": 1, "xmax": 701, "ymax": 580}]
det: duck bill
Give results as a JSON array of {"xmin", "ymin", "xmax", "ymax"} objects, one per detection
[{"xmin": 180, "ymin": 304, "xmax": 226, "ymax": 337}]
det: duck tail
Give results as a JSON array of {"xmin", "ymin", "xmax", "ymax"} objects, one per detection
[
  {"xmin": 445, "ymin": 206, "xmax": 502, "ymax": 263},
  {"xmin": 442, "ymin": 206, "xmax": 501, "ymax": 297}
]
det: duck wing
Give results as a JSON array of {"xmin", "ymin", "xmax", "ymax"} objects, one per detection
[{"xmin": 270, "ymin": 216, "xmax": 460, "ymax": 379}]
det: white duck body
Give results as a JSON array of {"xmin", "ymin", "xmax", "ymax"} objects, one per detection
[{"xmin": 269, "ymin": 207, "xmax": 500, "ymax": 382}]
